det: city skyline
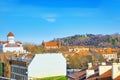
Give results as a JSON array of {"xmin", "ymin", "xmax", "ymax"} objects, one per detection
[{"xmin": 0, "ymin": 0, "xmax": 120, "ymax": 44}]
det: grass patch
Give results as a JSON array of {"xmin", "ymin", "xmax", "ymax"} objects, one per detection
[{"xmin": 33, "ymin": 76, "xmax": 67, "ymax": 80}]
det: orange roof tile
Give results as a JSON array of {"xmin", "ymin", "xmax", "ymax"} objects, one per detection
[
  {"xmin": 7, "ymin": 32, "xmax": 14, "ymax": 36},
  {"xmin": 0, "ymin": 41, "xmax": 22, "ymax": 47},
  {"xmin": 43, "ymin": 42, "xmax": 59, "ymax": 47},
  {"xmin": 87, "ymin": 67, "xmax": 112, "ymax": 80},
  {"xmin": 89, "ymin": 65, "xmax": 99, "ymax": 70},
  {"xmin": 114, "ymin": 75, "xmax": 120, "ymax": 80},
  {"xmin": 0, "ymin": 41, "xmax": 7, "ymax": 44},
  {"xmin": 25, "ymin": 54, "xmax": 34, "ymax": 58},
  {"xmin": 99, "ymin": 69, "xmax": 112, "ymax": 80}
]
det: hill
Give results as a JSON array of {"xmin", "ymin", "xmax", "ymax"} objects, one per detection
[{"xmin": 52, "ymin": 34, "xmax": 120, "ymax": 47}]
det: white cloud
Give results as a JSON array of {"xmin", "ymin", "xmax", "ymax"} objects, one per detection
[
  {"xmin": 42, "ymin": 14, "xmax": 57, "ymax": 23},
  {"xmin": 45, "ymin": 17, "xmax": 56, "ymax": 23}
]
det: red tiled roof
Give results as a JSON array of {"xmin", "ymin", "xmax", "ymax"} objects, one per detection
[
  {"xmin": 114, "ymin": 75, "xmax": 120, "ymax": 80},
  {"xmin": 5, "ymin": 43, "xmax": 20, "ymax": 47},
  {"xmin": 87, "ymin": 72, "xmax": 99, "ymax": 80},
  {"xmin": 15, "ymin": 53, "xmax": 34, "ymax": 59},
  {"xmin": 87, "ymin": 65, "xmax": 99, "ymax": 80},
  {"xmin": 0, "ymin": 41, "xmax": 22, "ymax": 47},
  {"xmin": 67, "ymin": 71, "xmax": 86, "ymax": 80},
  {"xmin": 88, "ymin": 65, "xmax": 99, "ymax": 70},
  {"xmin": 87, "ymin": 69, "xmax": 112, "ymax": 80},
  {"xmin": 99, "ymin": 69, "xmax": 112, "ymax": 80},
  {"xmin": 95, "ymin": 48, "xmax": 117, "ymax": 54},
  {"xmin": 25, "ymin": 54, "xmax": 34, "ymax": 58},
  {"xmin": 43, "ymin": 42, "xmax": 59, "ymax": 47},
  {"xmin": 0, "ymin": 41, "xmax": 7, "ymax": 44},
  {"xmin": 7, "ymin": 32, "xmax": 14, "ymax": 36}
]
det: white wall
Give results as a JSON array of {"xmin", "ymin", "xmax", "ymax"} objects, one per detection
[
  {"xmin": 103, "ymin": 53, "xmax": 117, "ymax": 60},
  {"xmin": 28, "ymin": 53, "xmax": 66, "ymax": 79},
  {"xmin": 99, "ymin": 65, "xmax": 112, "ymax": 75},
  {"xmin": 86, "ymin": 70, "xmax": 94, "ymax": 78},
  {"xmin": 112, "ymin": 63, "xmax": 120, "ymax": 79},
  {"xmin": 3, "ymin": 46, "xmax": 23, "ymax": 53},
  {"xmin": 7, "ymin": 36, "xmax": 15, "ymax": 44}
]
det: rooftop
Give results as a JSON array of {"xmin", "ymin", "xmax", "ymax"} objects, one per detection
[
  {"xmin": 43, "ymin": 42, "xmax": 59, "ymax": 47},
  {"xmin": 7, "ymin": 32, "xmax": 14, "ymax": 37}
]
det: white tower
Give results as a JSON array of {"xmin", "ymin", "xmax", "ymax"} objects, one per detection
[{"xmin": 7, "ymin": 32, "xmax": 15, "ymax": 44}]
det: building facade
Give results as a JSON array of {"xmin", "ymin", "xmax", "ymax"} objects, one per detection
[
  {"xmin": 2, "ymin": 53, "xmax": 66, "ymax": 80},
  {"xmin": 0, "ymin": 32, "xmax": 24, "ymax": 53},
  {"xmin": 28, "ymin": 53, "xmax": 66, "ymax": 79},
  {"xmin": 102, "ymin": 53, "xmax": 117, "ymax": 61},
  {"xmin": 10, "ymin": 60, "xmax": 27, "ymax": 80}
]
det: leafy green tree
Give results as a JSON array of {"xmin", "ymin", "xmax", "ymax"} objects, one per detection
[{"xmin": 112, "ymin": 39, "xmax": 117, "ymax": 46}]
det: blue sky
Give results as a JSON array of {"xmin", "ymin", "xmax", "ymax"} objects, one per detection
[{"xmin": 0, "ymin": 0, "xmax": 120, "ymax": 44}]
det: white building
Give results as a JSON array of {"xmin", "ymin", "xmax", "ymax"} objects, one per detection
[
  {"xmin": 0, "ymin": 32, "xmax": 24, "ymax": 53},
  {"xmin": 28, "ymin": 53, "xmax": 66, "ymax": 79},
  {"xmin": 102, "ymin": 53, "xmax": 117, "ymax": 61}
]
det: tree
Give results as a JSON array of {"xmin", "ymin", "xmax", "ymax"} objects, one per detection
[
  {"xmin": 112, "ymin": 39, "xmax": 117, "ymax": 46},
  {"xmin": 91, "ymin": 53, "xmax": 105, "ymax": 65},
  {"xmin": 117, "ymin": 50, "xmax": 120, "ymax": 58},
  {"xmin": 68, "ymin": 55, "xmax": 92, "ymax": 69},
  {"xmin": 23, "ymin": 43, "xmax": 44, "ymax": 53}
]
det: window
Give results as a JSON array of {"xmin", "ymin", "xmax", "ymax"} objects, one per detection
[{"xmin": 118, "ymin": 66, "xmax": 120, "ymax": 71}]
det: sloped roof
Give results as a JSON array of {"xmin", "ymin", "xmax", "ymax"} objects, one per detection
[
  {"xmin": 87, "ymin": 72, "xmax": 99, "ymax": 80},
  {"xmin": 0, "ymin": 41, "xmax": 22, "ymax": 47},
  {"xmin": 99, "ymin": 69, "xmax": 112, "ymax": 80},
  {"xmin": 43, "ymin": 42, "xmax": 59, "ymax": 47},
  {"xmin": 5, "ymin": 43, "xmax": 20, "ymax": 47},
  {"xmin": 0, "ymin": 41, "xmax": 7, "ymax": 44},
  {"xmin": 114, "ymin": 75, "xmax": 120, "ymax": 80},
  {"xmin": 67, "ymin": 70, "xmax": 86, "ymax": 79},
  {"xmin": 7, "ymin": 32, "xmax": 14, "ymax": 36}
]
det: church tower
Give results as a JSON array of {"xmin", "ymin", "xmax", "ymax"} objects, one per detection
[{"xmin": 7, "ymin": 32, "xmax": 15, "ymax": 44}]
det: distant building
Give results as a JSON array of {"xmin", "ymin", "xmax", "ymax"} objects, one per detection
[
  {"xmin": 10, "ymin": 60, "xmax": 28, "ymax": 80},
  {"xmin": 0, "ymin": 53, "xmax": 34, "ymax": 80},
  {"xmin": 69, "ymin": 47, "xmax": 90, "ymax": 55},
  {"xmin": 67, "ymin": 62, "xmax": 120, "ymax": 80},
  {"xmin": 42, "ymin": 41, "xmax": 60, "ymax": 49},
  {"xmin": 97, "ymin": 48, "xmax": 117, "ymax": 61},
  {"xmin": 102, "ymin": 53, "xmax": 117, "ymax": 61},
  {"xmin": 0, "ymin": 32, "xmax": 24, "ymax": 53}
]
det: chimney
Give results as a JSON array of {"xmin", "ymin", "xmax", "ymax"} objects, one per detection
[
  {"xmin": 88, "ymin": 63, "xmax": 92, "ymax": 69},
  {"xmin": 101, "ymin": 62, "xmax": 106, "ymax": 65},
  {"xmin": 112, "ymin": 63, "xmax": 120, "ymax": 79}
]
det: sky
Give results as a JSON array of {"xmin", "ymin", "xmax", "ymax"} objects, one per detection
[{"xmin": 0, "ymin": 0, "xmax": 120, "ymax": 44}]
